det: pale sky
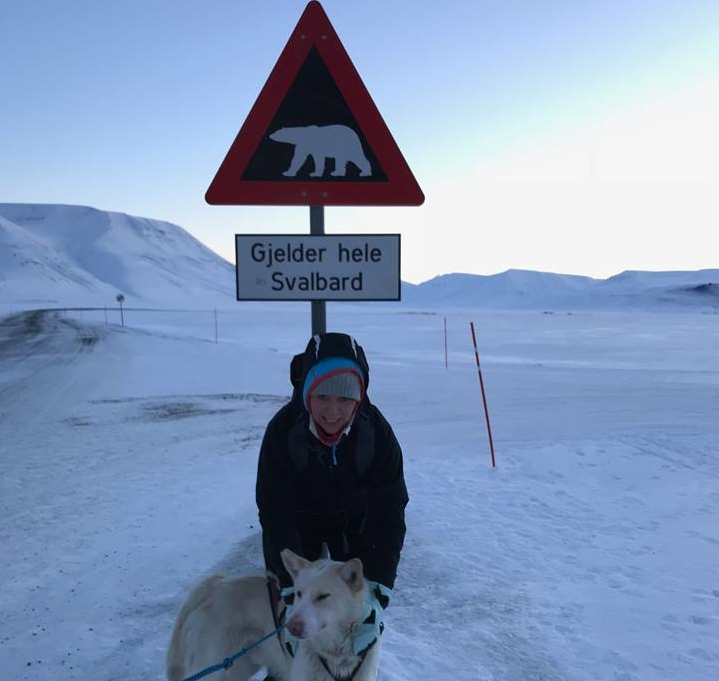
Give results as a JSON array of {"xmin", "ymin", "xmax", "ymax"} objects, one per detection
[{"xmin": 2, "ymin": 0, "xmax": 718, "ymax": 284}]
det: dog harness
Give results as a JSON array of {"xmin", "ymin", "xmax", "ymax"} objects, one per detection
[{"xmin": 317, "ymin": 643, "xmax": 374, "ymax": 681}]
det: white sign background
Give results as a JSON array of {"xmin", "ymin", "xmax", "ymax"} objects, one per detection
[{"xmin": 234, "ymin": 234, "xmax": 401, "ymax": 301}]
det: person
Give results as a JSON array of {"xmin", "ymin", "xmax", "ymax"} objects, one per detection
[{"xmin": 256, "ymin": 331, "xmax": 408, "ymax": 660}]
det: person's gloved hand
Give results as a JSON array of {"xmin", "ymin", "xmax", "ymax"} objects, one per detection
[
  {"xmin": 280, "ymin": 586, "xmax": 300, "ymax": 656},
  {"xmin": 352, "ymin": 582, "xmax": 391, "ymax": 656}
]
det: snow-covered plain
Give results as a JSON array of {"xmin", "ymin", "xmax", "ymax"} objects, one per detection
[{"xmin": 1, "ymin": 302, "xmax": 718, "ymax": 681}]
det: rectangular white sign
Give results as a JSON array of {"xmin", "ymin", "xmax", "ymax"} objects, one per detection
[{"xmin": 235, "ymin": 234, "xmax": 401, "ymax": 301}]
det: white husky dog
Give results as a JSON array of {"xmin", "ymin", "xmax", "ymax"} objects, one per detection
[{"xmin": 166, "ymin": 548, "xmax": 381, "ymax": 681}]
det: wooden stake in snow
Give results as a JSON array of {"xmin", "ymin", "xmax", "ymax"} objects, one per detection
[
  {"xmin": 470, "ymin": 321, "xmax": 496, "ymax": 468},
  {"xmin": 444, "ymin": 316, "xmax": 448, "ymax": 369}
]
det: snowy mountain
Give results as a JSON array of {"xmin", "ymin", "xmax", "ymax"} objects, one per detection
[
  {"xmin": 402, "ymin": 268, "xmax": 719, "ymax": 310},
  {"xmin": 401, "ymin": 270, "xmax": 597, "ymax": 309},
  {"xmin": 0, "ymin": 204, "xmax": 235, "ymax": 307},
  {"xmin": 1, "ymin": 203, "xmax": 717, "ymax": 311},
  {"xmin": 593, "ymin": 269, "xmax": 719, "ymax": 309}
]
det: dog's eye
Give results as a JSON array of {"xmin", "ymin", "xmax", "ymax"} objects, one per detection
[
  {"xmin": 315, "ymin": 593, "xmax": 330, "ymax": 602},
  {"xmin": 296, "ymin": 590, "xmax": 302, "ymax": 599}
]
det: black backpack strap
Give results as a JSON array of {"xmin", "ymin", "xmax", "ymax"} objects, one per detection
[
  {"xmin": 287, "ymin": 418, "xmax": 310, "ymax": 472},
  {"xmin": 353, "ymin": 413, "xmax": 375, "ymax": 478}
]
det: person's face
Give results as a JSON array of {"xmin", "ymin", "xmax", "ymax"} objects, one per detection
[{"xmin": 309, "ymin": 394, "xmax": 358, "ymax": 434}]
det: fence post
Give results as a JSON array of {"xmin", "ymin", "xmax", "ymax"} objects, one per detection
[{"xmin": 444, "ymin": 316, "xmax": 448, "ymax": 369}]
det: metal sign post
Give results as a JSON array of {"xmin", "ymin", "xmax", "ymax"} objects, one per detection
[{"xmin": 310, "ymin": 206, "xmax": 326, "ymax": 335}]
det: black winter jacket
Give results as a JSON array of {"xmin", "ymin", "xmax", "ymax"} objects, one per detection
[{"xmin": 256, "ymin": 333, "xmax": 408, "ymax": 589}]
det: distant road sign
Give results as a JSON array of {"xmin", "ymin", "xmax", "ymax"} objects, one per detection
[
  {"xmin": 206, "ymin": 1, "xmax": 423, "ymax": 206},
  {"xmin": 235, "ymin": 234, "xmax": 400, "ymax": 300}
]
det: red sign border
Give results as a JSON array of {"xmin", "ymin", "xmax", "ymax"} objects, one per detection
[{"xmin": 205, "ymin": 1, "xmax": 424, "ymax": 206}]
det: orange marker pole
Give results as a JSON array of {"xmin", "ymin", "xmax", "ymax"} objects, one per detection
[{"xmin": 470, "ymin": 322, "xmax": 496, "ymax": 468}]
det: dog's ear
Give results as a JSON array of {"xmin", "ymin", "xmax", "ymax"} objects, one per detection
[
  {"xmin": 281, "ymin": 549, "xmax": 311, "ymax": 581},
  {"xmin": 337, "ymin": 557, "xmax": 364, "ymax": 594}
]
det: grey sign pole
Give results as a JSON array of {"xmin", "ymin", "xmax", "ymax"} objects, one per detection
[{"xmin": 310, "ymin": 205, "xmax": 326, "ymax": 335}]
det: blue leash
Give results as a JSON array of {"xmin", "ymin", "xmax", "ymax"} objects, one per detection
[{"xmin": 179, "ymin": 623, "xmax": 286, "ymax": 681}]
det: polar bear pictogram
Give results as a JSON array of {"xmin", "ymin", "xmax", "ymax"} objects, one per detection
[{"xmin": 269, "ymin": 124, "xmax": 372, "ymax": 178}]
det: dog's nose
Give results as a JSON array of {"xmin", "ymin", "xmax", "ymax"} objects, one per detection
[{"xmin": 287, "ymin": 618, "xmax": 304, "ymax": 638}]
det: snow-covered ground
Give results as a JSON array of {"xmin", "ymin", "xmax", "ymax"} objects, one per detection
[{"xmin": 1, "ymin": 303, "xmax": 718, "ymax": 681}]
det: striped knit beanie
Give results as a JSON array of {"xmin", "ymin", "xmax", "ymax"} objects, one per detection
[{"xmin": 302, "ymin": 357, "xmax": 365, "ymax": 411}]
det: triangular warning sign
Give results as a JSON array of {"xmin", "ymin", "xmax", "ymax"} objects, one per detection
[{"xmin": 205, "ymin": 1, "xmax": 424, "ymax": 206}]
